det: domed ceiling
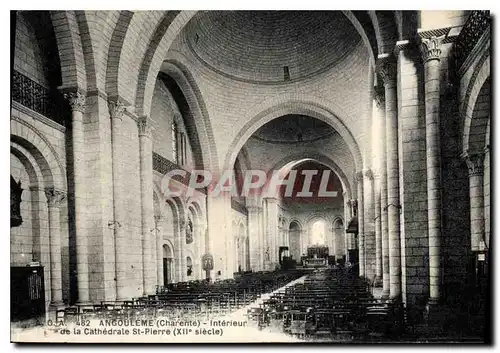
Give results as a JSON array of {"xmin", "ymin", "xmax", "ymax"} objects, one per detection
[
  {"xmin": 185, "ymin": 11, "xmax": 362, "ymax": 84},
  {"xmin": 252, "ymin": 115, "xmax": 336, "ymax": 144}
]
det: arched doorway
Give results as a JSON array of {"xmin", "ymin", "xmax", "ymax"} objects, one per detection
[
  {"xmin": 237, "ymin": 223, "xmax": 247, "ymax": 272},
  {"xmin": 333, "ymin": 218, "xmax": 345, "ymax": 264},
  {"xmin": 186, "ymin": 256, "xmax": 193, "ymax": 278},
  {"xmin": 289, "ymin": 221, "xmax": 301, "ymax": 263},
  {"xmin": 162, "ymin": 243, "xmax": 174, "ymax": 285}
]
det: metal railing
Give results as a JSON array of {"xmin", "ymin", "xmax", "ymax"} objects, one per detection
[
  {"xmin": 11, "ymin": 70, "xmax": 66, "ymax": 125},
  {"xmin": 453, "ymin": 10, "xmax": 491, "ymax": 71}
]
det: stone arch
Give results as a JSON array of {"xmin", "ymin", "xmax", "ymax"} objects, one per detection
[
  {"xmin": 163, "ymin": 240, "xmax": 174, "ymax": 258},
  {"xmin": 342, "ymin": 11, "xmax": 376, "ymax": 67},
  {"xmin": 333, "ymin": 216, "xmax": 345, "ymax": 227},
  {"xmin": 134, "ymin": 11, "xmax": 196, "ymax": 116},
  {"xmin": 288, "ymin": 220, "xmax": 302, "ymax": 261},
  {"xmin": 269, "ymin": 152, "xmax": 352, "ymax": 200},
  {"xmin": 10, "ymin": 118, "xmax": 65, "ymax": 190},
  {"xmin": 332, "ymin": 216, "xmax": 346, "ymax": 260},
  {"xmin": 134, "ymin": 10, "xmax": 377, "ymax": 123},
  {"xmin": 223, "ymin": 95, "xmax": 363, "ymax": 173},
  {"xmin": 50, "ymin": 11, "xmax": 87, "ymax": 90},
  {"xmin": 371, "ymin": 11, "xmax": 399, "ymax": 55},
  {"xmin": 289, "ymin": 219, "xmax": 303, "ymax": 231},
  {"xmin": 74, "ymin": 11, "xmax": 99, "ymax": 92},
  {"xmin": 368, "ymin": 11, "xmax": 384, "ymax": 54},
  {"xmin": 158, "ymin": 57, "xmax": 219, "ymax": 172},
  {"xmin": 105, "ymin": 11, "xmax": 134, "ymax": 99},
  {"xmin": 462, "ymin": 52, "xmax": 491, "ymax": 154},
  {"xmin": 11, "ymin": 143, "xmax": 43, "ymax": 189}
]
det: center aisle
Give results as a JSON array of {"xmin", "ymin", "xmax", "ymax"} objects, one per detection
[{"xmin": 211, "ymin": 274, "xmax": 309, "ymax": 343}]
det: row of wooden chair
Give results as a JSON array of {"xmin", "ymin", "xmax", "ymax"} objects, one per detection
[
  {"xmin": 56, "ymin": 270, "xmax": 305, "ymax": 323},
  {"xmin": 246, "ymin": 268, "xmax": 404, "ymax": 341}
]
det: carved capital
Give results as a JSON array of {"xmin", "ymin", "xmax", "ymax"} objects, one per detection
[
  {"xmin": 364, "ymin": 169, "xmax": 374, "ymax": 180},
  {"xmin": 64, "ymin": 91, "xmax": 86, "ymax": 113},
  {"xmin": 355, "ymin": 171, "xmax": 364, "ymax": 183},
  {"xmin": 247, "ymin": 205, "xmax": 262, "ymax": 213},
  {"xmin": 108, "ymin": 100, "xmax": 127, "ymax": 120},
  {"xmin": 374, "ymin": 85, "xmax": 385, "ymax": 109},
  {"xmin": 45, "ymin": 188, "xmax": 66, "ymax": 207},
  {"xmin": 420, "ymin": 36, "xmax": 445, "ymax": 63},
  {"xmin": 462, "ymin": 151, "xmax": 485, "ymax": 177},
  {"xmin": 378, "ymin": 60, "xmax": 397, "ymax": 86},
  {"xmin": 137, "ymin": 116, "xmax": 152, "ymax": 137}
]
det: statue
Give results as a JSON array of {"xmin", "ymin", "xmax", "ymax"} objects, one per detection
[
  {"xmin": 11, "ymin": 176, "xmax": 23, "ymax": 228},
  {"xmin": 186, "ymin": 219, "xmax": 193, "ymax": 244}
]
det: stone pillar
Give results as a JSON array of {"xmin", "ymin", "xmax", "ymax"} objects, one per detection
[
  {"xmin": 155, "ymin": 215, "xmax": 164, "ymax": 286},
  {"xmin": 483, "ymin": 145, "xmax": 490, "ymax": 248},
  {"xmin": 258, "ymin": 207, "xmax": 265, "ymax": 270},
  {"xmin": 45, "ymin": 188, "xmax": 66, "ymax": 308},
  {"xmin": 173, "ymin": 219, "xmax": 183, "ymax": 282},
  {"xmin": 138, "ymin": 116, "xmax": 155, "ymax": 294},
  {"xmin": 363, "ymin": 169, "xmax": 375, "ymax": 280},
  {"xmin": 346, "ymin": 199, "xmax": 357, "ymax": 252},
  {"xmin": 355, "ymin": 171, "xmax": 365, "ymax": 276},
  {"xmin": 109, "ymin": 100, "xmax": 129, "ymax": 299},
  {"xmin": 64, "ymin": 91, "xmax": 90, "ymax": 304},
  {"xmin": 463, "ymin": 151, "xmax": 486, "ymax": 252},
  {"xmin": 380, "ymin": 59, "xmax": 402, "ymax": 299},
  {"xmin": 264, "ymin": 197, "xmax": 279, "ymax": 270},
  {"xmin": 206, "ymin": 191, "xmax": 231, "ymax": 279},
  {"xmin": 180, "ymin": 220, "xmax": 188, "ymax": 282},
  {"xmin": 375, "ymin": 85, "xmax": 390, "ymax": 298},
  {"xmin": 373, "ymin": 172, "xmax": 383, "ymax": 286},
  {"xmin": 420, "ymin": 36, "xmax": 445, "ymax": 304}
]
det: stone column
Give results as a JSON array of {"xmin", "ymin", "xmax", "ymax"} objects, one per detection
[
  {"xmin": 180, "ymin": 220, "xmax": 187, "ymax": 282},
  {"xmin": 375, "ymin": 85, "xmax": 390, "ymax": 297},
  {"xmin": 420, "ymin": 36, "xmax": 445, "ymax": 304},
  {"xmin": 463, "ymin": 151, "xmax": 486, "ymax": 252},
  {"xmin": 380, "ymin": 59, "xmax": 402, "ymax": 299},
  {"xmin": 344, "ymin": 193, "xmax": 352, "ymax": 252},
  {"xmin": 45, "ymin": 188, "xmax": 66, "ymax": 308},
  {"xmin": 483, "ymin": 145, "xmax": 490, "ymax": 248},
  {"xmin": 374, "ymin": 172, "xmax": 383, "ymax": 286},
  {"xmin": 258, "ymin": 207, "xmax": 265, "ymax": 270},
  {"xmin": 155, "ymin": 215, "xmax": 164, "ymax": 286},
  {"xmin": 355, "ymin": 171, "xmax": 365, "ymax": 276},
  {"xmin": 206, "ymin": 191, "xmax": 231, "ymax": 279},
  {"xmin": 138, "ymin": 116, "xmax": 155, "ymax": 295},
  {"xmin": 109, "ymin": 100, "xmax": 128, "ymax": 299},
  {"xmin": 363, "ymin": 169, "xmax": 375, "ymax": 280},
  {"xmin": 346, "ymin": 199, "xmax": 357, "ymax": 253},
  {"xmin": 264, "ymin": 197, "xmax": 279, "ymax": 270},
  {"xmin": 64, "ymin": 91, "xmax": 90, "ymax": 304}
]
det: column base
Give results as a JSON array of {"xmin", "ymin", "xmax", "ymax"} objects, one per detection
[
  {"xmin": 425, "ymin": 298, "xmax": 444, "ymax": 326},
  {"xmin": 49, "ymin": 301, "xmax": 65, "ymax": 310},
  {"xmin": 381, "ymin": 291, "xmax": 390, "ymax": 300},
  {"xmin": 374, "ymin": 276, "xmax": 383, "ymax": 287},
  {"xmin": 76, "ymin": 300, "xmax": 93, "ymax": 305}
]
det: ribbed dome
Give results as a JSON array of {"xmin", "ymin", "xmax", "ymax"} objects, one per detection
[{"xmin": 185, "ymin": 11, "xmax": 361, "ymax": 84}]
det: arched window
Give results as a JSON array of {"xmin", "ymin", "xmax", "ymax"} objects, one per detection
[
  {"xmin": 311, "ymin": 220, "xmax": 326, "ymax": 245},
  {"xmin": 186, "ymin": 218, "xmax": 193, "ymax": 244},
  {"xmin": 186, "ymin": 256, "xmax": 193, "ymax": 277}
]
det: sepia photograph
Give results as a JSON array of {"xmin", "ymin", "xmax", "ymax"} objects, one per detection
[{"xmin": 8, "ymin": 7, "xmax": 492, "ymax": 344}]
